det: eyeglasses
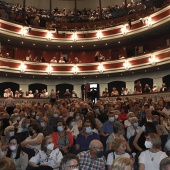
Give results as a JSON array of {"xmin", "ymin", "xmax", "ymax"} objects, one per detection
[{"xmin": 67, "ymin": 164, "xmax": 79, "ymax": 169}]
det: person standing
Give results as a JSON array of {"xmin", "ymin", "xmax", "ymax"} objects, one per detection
[
  {"xmin": 4, "ymin": 95, "xmax": 16, "ymax": 116},
  {"xmin": 50, "ymin": 89, "xmax": 56, "ymax": 104}
]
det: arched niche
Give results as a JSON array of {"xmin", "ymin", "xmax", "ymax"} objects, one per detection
[
  {"xmin": 134, "ymin": 78, "xmax": 153, "ymax": 92},
  {"xmin": 29, "ymin": 83, "xmax": 47, "ymax": 94},
  {"xmin": 0, "ymin": 82, "xmax": 19, "ymax": 97},
  {"xmin": 56, "ymin": 84, "xmax": 73, "ymax": 98},
  {"xmin": 108, "ymin": 81, "xmax": 126, "ymax": 95}
]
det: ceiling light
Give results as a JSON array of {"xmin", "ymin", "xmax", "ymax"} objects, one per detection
[
  {"xmin": 71, "ymin": 32, "xmax": 78, "ymax": 41},
  {"xmin": 123, "ymin": 60, "xmax": 131, "ymax": 70},
  {"xmin": 121, "ymin": 25, "xmax": 128, "ymax": 35},
  {"xmin": 46, "ymin": 31, "xmax": 53, "ymax": 40},
  {"xmin": 72, "ymin": 65, "xmax": 79, "ymax": 74},
  {"xmin": 149, "ymin": 54, "xmax": 158, "ymax": 65},
  {"xmin": 98, "ymin": 63, "xmax": 105, "ymax": 73},
  {"xmin": 19, "ymin": 62, "xmax": 27, "ymax": 73},
  {"xmin": 96, "ymin": 30, "xmax": 103, "ymax": 39},
  {"xmin": 46, "ymin": 64, "xmax": 53, "ymax": 74}
]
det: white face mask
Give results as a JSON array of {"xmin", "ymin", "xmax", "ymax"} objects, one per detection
[
  {"xmin": 144, "ymin": 141, "xmax": 153, "ymax": 148},
  {"xmin": 9, "ymin": 145, "xmax": 17, "ymax": 151},
  {"xmin": 47, "ymin": 143, "xmax": 54, "ymax": 151}
]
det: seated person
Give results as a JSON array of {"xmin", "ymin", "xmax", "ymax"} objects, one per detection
[
  {"xmin": 112, "ymin": 157, "xmax": 133, "ymax": 170},
  {"xmin": 58, "ymin": 57, "xmax": 65, "ymax": 63},
  {"xmin": 50, "ymin": 57, "xmax": 57, "ymax": 63},
  {"xmin": 106, "ymin": 137, "xmax": 131, "ymax": 170},
  {"xmin": 75, "ymin": 121, "xmax": 99, "ymax": 153},
  {"xmin": 40, "ymin": 117, "xmax": 54, "ymax": 137},
  {"xmin": 21, "ymin": 122, "xmax": 44, "ymax": 152},
  {"xmin": 52, "ymin": 119, "xmax": 74, "ymax": 155},
  {"xmin": 106, "ymin": 121, "xmax": 127, "ymax": 151},
  {"xmin": 6, "ymin": 136, "xmax": 28, "ymax": 170},
  {"xmin": 77, "ymin": 140, "xmax": 106, "ymax": 170},
  {"xmin": 60, "ymin": 154, "xmax": 80, "ymax": 170},
  {"xmin": 64, "ymin": 89, "xmax": 71, "ymax": 98},
  {"xmin": 29, "ymin": 136, "xmax": 63, "ymax": 169},
  {"xmin": 126, "ymin": 117, "xmax": 141, "ymax": 140},
  {"xmin": 111, "ymin": 87, "xmax": 119, "ymax": 96}
]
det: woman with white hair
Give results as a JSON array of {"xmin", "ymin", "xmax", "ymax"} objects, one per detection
[
  {"xmin": 124, "ymin": 112, "xmax": 135, "ymax": 127},
  {"xmin": 127, "ymin": 117, "xmax": 141, "ymax": 140}
]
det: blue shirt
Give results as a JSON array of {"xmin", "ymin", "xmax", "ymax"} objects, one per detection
[
  {"xmin": 76, "ymin": 132, "xmax": 100, "ymax": 151},
  {"xmin": 102, "ymin": 121, "xmax": 114, "ymax": 134}
]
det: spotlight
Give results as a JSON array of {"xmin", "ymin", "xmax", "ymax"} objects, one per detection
[{"xmin": 62, "ymin": 33, "xmax": 66, "ymax": 36}]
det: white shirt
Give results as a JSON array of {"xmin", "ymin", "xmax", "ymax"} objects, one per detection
[
  {"xmin": 139, "ymin": 150, "xmax": 167, "ymax": 170},
  {"xmin": 126, "ymin": 125, "xmax": 142, "ymax": 139},
  {"xmin": 25, "ymin": 133, "xmax": 44, "ymax": 150},
  {"xmin": 30, "ymin": 149, "xmax": 63, "ymax": 170},
  {"xmin": 107, "ymin": 152, "xmax": 130, "ymax": 165}
]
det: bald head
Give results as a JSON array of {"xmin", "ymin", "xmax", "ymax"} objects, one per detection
[{"xmin": 89, "ymin": 140, "xmax": 103, "ymax": 149}]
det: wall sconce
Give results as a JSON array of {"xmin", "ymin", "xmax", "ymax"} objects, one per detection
[
  {"xmin": 149, "ymin": 54, "xmax": 158, "ymax": 65},
  {"xmin": 46, "ymin": 31, "xmax": 53, "ymax": 40},
  {"xmin": 71, "ymin": 32, "xmax": 78, "ymax": 41},
  {"xmin": 46, "ymin": 64, "xmax": 53, "ymax": 74},
  {"xmin": 72, "ymin": 65, "xmax": 79, "ymax": 74},
  {"xmin": 96, "ymin": 30, "xmax": 103, "ymax": 39},
  {"xmin": 19, "ymin": 62, "xmax": 27, "ymax": 73},
  {"xmin": 98, "ymin": 63, "xmax": 104, "ymax": 73},
  {"xmin": 123, "ymin": 60, "xmax": 131, "ymax": 70},
  {"xmin": 145, "ymin": 16, "xmax": 153, "ymax": 27},
  {"xmin": 20, "ymin": 27, "xmax": 28, "ymax": 36},
  {"xmin": 121, "ymin": 25, "xmax": 128, "ymax": 35}
]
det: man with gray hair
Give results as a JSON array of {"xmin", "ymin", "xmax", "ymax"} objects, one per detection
[
  {"xmin": 77, "ymin": 139, "xmax": 106, "ymax": 170},
  {"xmin": 160, "ymin": 157, "xmax": 170, "ymax": 170}
]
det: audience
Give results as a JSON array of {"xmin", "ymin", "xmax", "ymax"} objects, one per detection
[{"xmin": 0, "ymin": 84, "xmax": 170, "ymax": 170}]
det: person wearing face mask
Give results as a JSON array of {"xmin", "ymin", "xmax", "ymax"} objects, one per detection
[
  {"xmin": 60, "ymin": 153, "xmax": 80, "ymax": 170},
  {"xmin": 1, "ymin": 126, "xmax": 15, "ymax": 152},
  {"xmin": 21, "ymin": 122, "xmax": 44, "ymax": 152},
  {"xmin": 40, "ymin": 117, "xmax": 53, "ymax": 137},
  {"xmin": 66, "ymin": 117, "xmax": 79, "ymax": 139},
  {"xmin": 74, "ymin": 112, "xmax": 83, "ymax": 131},
  {"xmin": 106, "ymin": 137, "xmax": 131, "ymax": 170},
  {"xmin": 29, "ymin": 136, "xmax": 63, "ymax": 170},
  {"xmin": 127, "ymin": 117, "xmax": 142, "ymax": 140},
  {"xmin": 49, "ymin": 110, "xmax": 60, "ymax": 126},
  {"xmin": 106, "ymin": 121, "xmax": 130, "ymax": 151},
  {"xmin": 75, "ymin": 121, "xmax": 99, "ymax": 153},
  {"xmin": 52, "ymin": 119, "xmax": 73, "ymax": 155},
  {"xmin": 133, "ymin": 122, "xmax": 157, "ymax": 152},
  {"xmin": 100, "ymin": 111, "xmax": 116, "ymax": 137},
  {"xmin": 34, "ymin": 111, "xmax": 43, "ymax": 125},
  {"xmin": 139, "ymin": 133, "xmax": 167, "ymax": 170},
  {"xmin": 6, "ymin": 136, "xmax": 28, "ymax": 170},
  {"xmin": 77, "ymin": 140, "xmax": 106, "ymax": 170}
]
